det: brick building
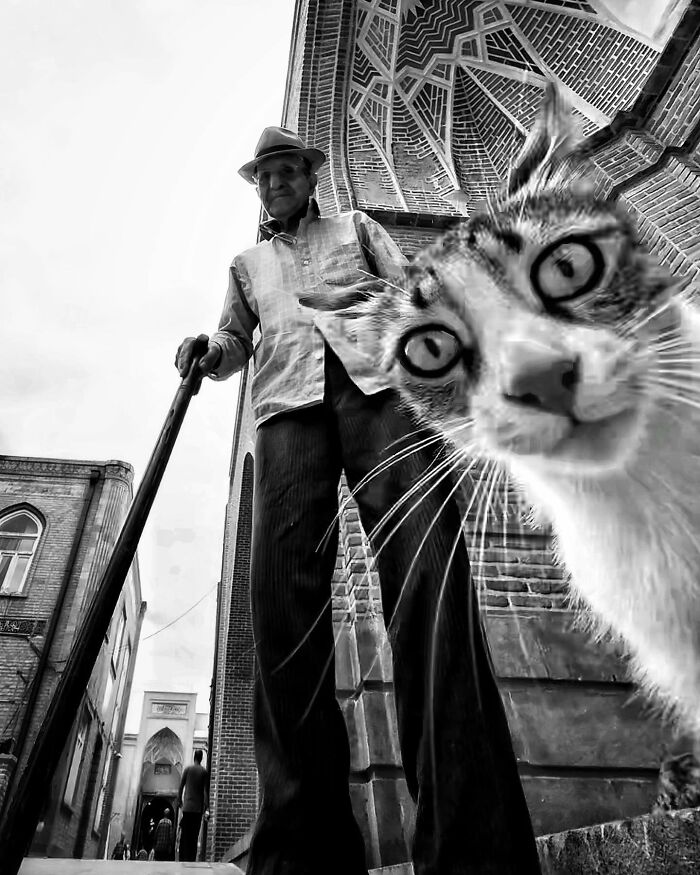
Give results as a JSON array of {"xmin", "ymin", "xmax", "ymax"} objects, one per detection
[
  {"xmin": 208, "ymin": 0, "xmax": 700, "ymax": 868},
  {"xmin": 0, "ymin": 455, "xmax": 146, "ymax": 859}
]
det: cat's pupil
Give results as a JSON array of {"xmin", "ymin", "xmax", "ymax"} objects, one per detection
[
  {"xmin": 556, "ymin": 257, "xmax": 575, "ymax": 279},
  {"xmin": 425, "ymin": 337, "xmax": 440, "ymax": 358}
]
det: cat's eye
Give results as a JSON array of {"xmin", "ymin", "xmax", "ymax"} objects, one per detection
[
  {"xmin": 398, "ymin": 325, "xmax": 464, "ymax": 378},
  {"xmin": 531, "ymin": 236, "xmax": 605, "ymax": 302}
]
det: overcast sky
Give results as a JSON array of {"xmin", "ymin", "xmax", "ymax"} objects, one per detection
[
  {"xmin": 1, "ymin": 0, "xmax": 295, "ymax": 733},
  {"xmin": 0, "ymin": 0, "xmax": 682, "ymax": 739}
]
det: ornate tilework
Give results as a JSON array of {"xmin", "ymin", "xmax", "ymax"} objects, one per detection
[{"xmin": 347, "ymin": 0, "xmax": 660, "ymax": 214}]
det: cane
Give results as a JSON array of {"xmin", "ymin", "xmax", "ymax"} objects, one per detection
[{"xmin": 0, "ymin": 335, "xmax": 211, "ymax": 873}]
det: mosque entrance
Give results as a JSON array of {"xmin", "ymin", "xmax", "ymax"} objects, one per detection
[
  {"xmin": 133, "ymin": 792, "xmax": 178, "ymax": 854},
  {"xmin": 130, "ymin": 726, "xmax": 185, "ymax": 856}
]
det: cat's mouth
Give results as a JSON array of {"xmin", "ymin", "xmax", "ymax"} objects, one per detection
[
  {"xmin": 548, "ymin": 407, "xmax": 641, "ymax": 465},
  {"xmin": 478, "ymin": 401, "xmax": 643, "ymax": 472}
]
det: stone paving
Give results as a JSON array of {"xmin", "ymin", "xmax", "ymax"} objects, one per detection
[
  {"xmin": 17, "ymin": 808, "xmax": 700, "ymax": 874},
  {"xmin": 18, "ymin": 863, "xmax": 407, "ymax": 875},
  {"xmin": 20, "ymin": 863, "xmax": 246, "ymax": 875}
]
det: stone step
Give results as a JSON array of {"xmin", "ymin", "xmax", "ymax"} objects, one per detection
[
  {"xmin": 537, "ymin": 806, "xmax": 700, "ymax": 874},
  {"xmin": 20, "ymin": 863, "xmax": 244, "ymax": 874},
  {"xmin": 17, "ymin": 807, "xmax": 700, "ymax": 873}
]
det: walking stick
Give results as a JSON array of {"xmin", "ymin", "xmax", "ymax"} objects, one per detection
[{"xmin": 0, "ymin": 336, "xmax": 211, "ymax": 873}]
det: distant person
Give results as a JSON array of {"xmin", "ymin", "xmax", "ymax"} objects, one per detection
[
  {"xmin": 136, "ymin": 848, "xmax": 148, "ymax": 861},
  {"xmin": 111, "ymin": 833, "xmax": 126, "ymax": 860},
  {"xmin": 177, "ymin": 749, "xmax": 209, "ymax": 861},
  {"xmin": 152, "ymin": 808, "xmax": 174, "ymax": 862}
]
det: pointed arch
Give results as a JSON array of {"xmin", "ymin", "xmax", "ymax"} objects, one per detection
[
  {"xmin": 142, "ymin": 727, "xmax": 185, "ymax": 769},
  {"xmin": 0, "ymin": 506, "xmax": 44, "ymax": 595}
]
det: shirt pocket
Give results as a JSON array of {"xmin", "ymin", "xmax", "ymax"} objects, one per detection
[{"xmin": 317, "ymin": 240, "xmax": 369, "ymax": 288}]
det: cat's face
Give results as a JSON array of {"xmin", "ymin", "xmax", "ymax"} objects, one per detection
[
  {"xmin": 349, "ymin": 88, "xmax": 678, "ymax": 479},
  {"xmin": 381, "ymin": 190, "xmax": 674, "ymax": 475}
]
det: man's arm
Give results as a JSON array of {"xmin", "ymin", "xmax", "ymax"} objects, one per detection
[
  {"xmin": 178, "ymin": 766, "xmax": 188, "ymax": 807},
  {"xmin": 208, "ymin": 260, "xmax": 259, "ymax": 380}
]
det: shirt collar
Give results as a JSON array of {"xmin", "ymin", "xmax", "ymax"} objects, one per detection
[{"xmin": 259, "ymin": 197, "xmax": 321, "ymax": 242}]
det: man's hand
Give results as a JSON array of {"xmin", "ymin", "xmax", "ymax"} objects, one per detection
[{"xmin": 175, "ymin": 335, "xmax": 222, "ymax": 378}]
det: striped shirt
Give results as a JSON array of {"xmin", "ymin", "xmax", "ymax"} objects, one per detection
[{"xmin": 209, "ymin": 202, "xmax": 408, "ymax": 428}]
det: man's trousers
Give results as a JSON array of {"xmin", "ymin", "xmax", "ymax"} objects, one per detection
[
  {"xmin": 178, "ymin": 811, "xmax": 202, "ymax": 862},
  {"xmin": 246, "ymin": 347, "xmax": 540, "ymax": 875}
]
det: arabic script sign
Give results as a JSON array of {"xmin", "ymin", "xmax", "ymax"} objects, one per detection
[
  {"xmin": 151, "ymin": 701, "xmax": 188, "ymax": 718},
  {"xmin": 0, "ymin": 617, "xmax": 47, "ymax": 636}
]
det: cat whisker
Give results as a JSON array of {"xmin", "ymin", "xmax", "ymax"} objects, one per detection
[
  {"xmin": 648, "ymin": 375, "xmax": 700, "ymax": 394},
  {"xmin": 649, "ymin": 337, "xmax": 700, "ymax": 353},
  {"xmin": 623, "ymin": 297, "xmax": 676, "ymax": 337},
  {"xmin": 345, "ymin": 453, "xmax": 471, "ymax": 613},
  {"xmin": 271, "ymin": 597, "xmax": 332, "ymax": 676},
  {"xmin": 426, "ymin": 485, "xmax": 485, "ymax": 839},
  {"xmin": 356, "ymin": 267, "xmax": 409, "ymax": 296},
  {"xmin": 272, "ymin": 446, "xmax": 471, "ymax": 680},
  {"xmin": 355, "ymin": 453, "xmax": 479, "ymax": 684},
  {"xmin": 315, "ymin": 425, "xmax": 467, "ymax": 553},
  {"xmin": 367, "ymin": 444, "xmax": 473, "ymax": 547},
  {"xmin": 647, "ymin": 382, "xmax": 700, "ymax": 414},
  {"xmin": 502, "ymin": 474, "xmax": 511, "ymax": 551},
  {"xmin": 349, "ymin": 423, "xmax": 475, "ymax": 545},
  {"xmin": 296, "ymin": 621, "xmax": 346, "ymax": 730},
  {"xmin": 384, "ymin": 454, "xmax": 483, "ymax": 637},
  {"xmin": 650, "ymin": 365, "xmax": 700, "ymax": 377},
  {"xmin": 471, "ymin": 462, "xmax": 504, "ymax": 615}
]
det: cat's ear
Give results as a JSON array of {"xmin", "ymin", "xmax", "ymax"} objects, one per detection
[
  {"xmin": 298, "ymin": 277, "xmax": 404, "ymax": 322},
  {"xmin": 507, "ymin": 82, "xmax": 583, "ymax": 197}
]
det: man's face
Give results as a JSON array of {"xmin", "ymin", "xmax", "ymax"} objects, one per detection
[{"xmin": 255, "ymin": 155, "xmax": 315, "ymax": 221}]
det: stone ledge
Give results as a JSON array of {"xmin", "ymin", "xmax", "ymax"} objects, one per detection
[
  {"xmin": 369, "ymin": 808, "xmax": 700, "ymax": 874},
  {"xmin": 537, "ymin": 807, "xmax": 700, "ymax": 875}
]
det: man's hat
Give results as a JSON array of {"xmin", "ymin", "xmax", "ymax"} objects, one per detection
[{"xmin": 238, "ymin": 126, "xmax": 326, "ymax": 184}]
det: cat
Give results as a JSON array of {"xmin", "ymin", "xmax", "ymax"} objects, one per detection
[{"xmin": 306, "ymin": 85, "xmax": 700, "ymax": 733}]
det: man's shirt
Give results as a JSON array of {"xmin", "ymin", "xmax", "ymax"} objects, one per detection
[
  {"xmin": 179, "ymin": 762, "xmax": 208, "ymax": 814},
  {"xmin": 153, "ymin": 818, "xmax": 173, "ymax": 856},
  {"xmin": 209, "ymin": 203, "xmax": 408, "ymax": 428}
]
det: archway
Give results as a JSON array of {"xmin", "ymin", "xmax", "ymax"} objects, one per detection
[{"xmin": 132, "ymin": 727, "xmax": 184, "ymax": 855}]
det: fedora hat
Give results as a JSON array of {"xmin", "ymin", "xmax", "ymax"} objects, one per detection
[{"xmin": 238, "ymin": 126, "xmax": 326, "ymax": 184}]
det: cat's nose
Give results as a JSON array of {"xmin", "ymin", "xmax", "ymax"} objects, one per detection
[{"xmin": 503, "ymin": 343, "xmax": 579, "ymax": 416}]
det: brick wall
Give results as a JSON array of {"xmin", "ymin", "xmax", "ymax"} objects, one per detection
[
  {"xmin": 0, "ymin": 456, "xmax": 143, "ymax": 859},
  {"xmin": 208, "ymin": 371, "xmax": 259, "ymax": 860}
]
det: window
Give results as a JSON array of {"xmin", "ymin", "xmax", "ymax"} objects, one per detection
[
  {"xmin": 102, "ymin": 666, "xmax": 115, "ymax": 712},
  {"xmin": 64, "ymin": 710, "xmax": 91, "ymax": 807},
  {"xmin": 0, "ymin": 510, "xmax": 42, "ymax": 595},
  {"xmin": 110, "ymin": 640, "xmax": 131, "ymax": 736},
  {"xmin": 111, "ymin": 605, "xmax": 126, "ymax": 674},
  {"xmin": 93, "ymin": 750, "xmax": 111, "ymax": 833}
]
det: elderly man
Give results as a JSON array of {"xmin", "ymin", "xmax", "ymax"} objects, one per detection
[{"xmin": 176, "ymin": 128, "xmax": 539, "ymax": 875}]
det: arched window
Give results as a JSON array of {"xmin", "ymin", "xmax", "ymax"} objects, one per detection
[{"xmin": 0, "ymin": 510, "xmax": 42, "ymax": 595}]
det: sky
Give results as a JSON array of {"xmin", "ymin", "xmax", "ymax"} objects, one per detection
[
  {"xmin": 0, "ymin": 0, "xmax": 295, "ymax": 733},
  {"xmin": 0, "ymin": 0, "xmax": 684, "ymax": 739}
]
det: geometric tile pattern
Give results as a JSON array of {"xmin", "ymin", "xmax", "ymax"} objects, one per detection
[{"xmin": 348, "ymin": 0, "xmax": 660, "ymax": 214}]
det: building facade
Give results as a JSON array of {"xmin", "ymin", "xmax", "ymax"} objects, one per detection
[
  {"xmin": 209, "ymin": 0, "xmax": 700, "ymax": 868},
  {"xmin": 110, "ymin": 690, "xmax": 209, "ymax": 859},
  {"xmin": 0, "ymin": 455, "xmax": 145, "ymax": 859}
]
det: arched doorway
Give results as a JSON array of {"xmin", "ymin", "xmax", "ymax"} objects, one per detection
[{"xmin": 132, "ymin": 727, "xmax": 184, "ymax": 855}]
